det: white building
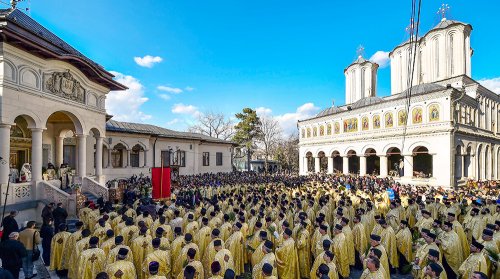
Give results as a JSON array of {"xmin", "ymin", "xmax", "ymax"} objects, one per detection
[
  {"xmin": 298, "ymin": 17, "xmax": 500, "ymax": 188},
  {"xmin": 0, "ymin": 9, "xmax": 233, "ymax": 222}
]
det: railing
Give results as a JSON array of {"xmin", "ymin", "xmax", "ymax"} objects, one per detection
[
  {"xmin": 40, "ymin": 180, "xmax": 70, "ymax": 208},
  {"xmin": 2, "ymin": 182, "xmax": 34, "ymax": 205},
  {"xmin": 82, "ymin": 177, "xmax": 109, "ymax": 201}
]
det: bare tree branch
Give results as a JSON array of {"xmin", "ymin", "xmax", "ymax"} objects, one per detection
[{"xmin": 188, "ymin": 111, "xmax": 235, "ymax": 140}]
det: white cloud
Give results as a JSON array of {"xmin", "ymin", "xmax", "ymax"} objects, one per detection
[
  {"xmin": 166, "ymin": 118, "xmax": 181, "ymax": 126},
  {"xmin": 172, "ymin": 103, "xmax": 201, "ymax": 117},
  {"xmin": 255, "ymin": 107, "xmax": 272, "ymax": 116},
  {"xmin": 134, "ymin": 55, "xmax": 163, "ymax": 68},
  {"xmin": 261, "ymin": 103, "xmax": 320, "ymax": 136},
  {"xmin": 185, "ymin": 86, "xmax": 195, "ymax": 91},
  {"xmin": 479, "ymin": 77, "xmax": 500, "ymax": 94},
  {"xmin": 157, "ymin": 85, "xmax": 183, "ymax": 94},
  {"xmin": 159, "ymin": 94, "xmax": 171, "ymax": 101},
  {"xmin": 369, "ymin": 51, "xmax": 390, "ymax": 68},
  {"xmin": 106, "ymin": 71, "xmax": 151, "ymax": 122}
]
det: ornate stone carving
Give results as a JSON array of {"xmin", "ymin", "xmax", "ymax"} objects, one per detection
[{"xmin": 44, "ymin": 70, "xmax": 86, "ymax": 103}]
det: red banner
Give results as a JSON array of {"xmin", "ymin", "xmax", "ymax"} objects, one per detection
[{"xmin": 151, "ymin": 167, "xmax": 171, "ymax": 199}]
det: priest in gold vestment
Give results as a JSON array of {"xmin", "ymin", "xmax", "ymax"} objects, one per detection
[
  {"xmin": 77, "ymin": 237, "xmax": 106, "ymax": 279},
  {"xmin": 252, "ymin": 241, "xmax": 277, "ymax": 279},
  {"xmin": 295, "ymin": 221, "xmax": 311, "ymax": 279},
  {"xmin": 49, "ymin": 224, "xmax": 71, "ymax": 273},
  {"xmin": 105, "ymin": 248, "xmax": 137, "ymax": 279},
  {"xmin": 437, "ymin": 221, "xmax": 463, "ymax": 278},
  {"xmin": 458, "ymin": 241, "xmax": 488, "ymax": 279},
  {"xmin": 142, "ymin": 238, "xmax": 171, "ymax": 279},
  {"xmin": 360, "ymin": 256, "xmax": 386, "ymax": 279},
  {"xmin": 225, "ymin": 222, "xmax": 245, "ymax": 276},
  {"xmin": 332, "ymin": 224, "xmax": 350, "ymax": 278},
  {"xmin": 178, "ymin": 248, "xmax": 204, "ymax": 279},
  {"xmin": 275, "ymin": 228, "xmax": 300, "ymax": 279},
  {"xmin": 214, "ymin": 239, "xmax": 234, "ymax": 276},
  {"xmin": 395, "ymin": 220, "xmax": 412, "ymax": 272}
]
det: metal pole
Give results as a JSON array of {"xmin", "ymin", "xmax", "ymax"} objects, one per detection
[{"xmin": 1, "ymin": 174, "xmax": 12, "ymax": 227}]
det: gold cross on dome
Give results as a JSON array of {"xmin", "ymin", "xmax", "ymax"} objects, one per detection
[
  {"xmin": 356, "ymin": 45, "xmax": 365, "ymax": 58},
  {"xmin": 437, "ymin": 4, "xmax": 450, "ymax": 19}
]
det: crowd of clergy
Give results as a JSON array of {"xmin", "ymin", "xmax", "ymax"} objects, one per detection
[{"xmin": 47, "ymin": 173, "xmax": 499, "ymax": 279}]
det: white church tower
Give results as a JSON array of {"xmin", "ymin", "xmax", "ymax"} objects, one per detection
[
  {"xmin": 344, "ymin": 47, "xmax": 379, "ymax": 105},
  {"xmin": 390, "ymin": 5, "xmax": 473, "ymax": 95}
]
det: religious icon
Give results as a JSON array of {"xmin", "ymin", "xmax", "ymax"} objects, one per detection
[
  {"xmin": 429, "ymin": 105, "xmax": 440, "ymax": 121},
  {"xmin": 334, "ymin": 122, "xmax": 340, "ymax": 134},
  {"xmin": 327, "ymin": 124, "xmax": 332, "ymax": 135},
  {"xmin": 385, "ymin": 113, "xmax": 394, "ymax": 128},
  {"xmin": 398, "ymin": 110, "xmax": 407, "ymax": 126},
  {"xmin": 343, "ymin": 118, "xmax": 358, "ymax": 132},
  {"xmin": 362, "ymin": 117, "xmax": 369, "ymax": 130},
  {"xmin": 319, "ymin": 125, "xmax": 325, "ymax": 136},
  {"xmin": 373, "ymin": 115, "xmax": 381, "ymax": 129},
  {"xmin": 313, "ymin": 127, "xmax": 317, "ymax": 137},
  {"xmin": 412, "ymin": 108, "xmax": 423, "ymax": 124},
  {"xmin": 307, "ymin": 128, "xmax": 311, "ymax": 138}
]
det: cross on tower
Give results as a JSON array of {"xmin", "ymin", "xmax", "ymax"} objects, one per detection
[
  {"xmin": 437, "ymin": 4, "xmax": 450, "ymax": 20},
  {"xmin": 405, "ymin": 19, "xmax": 419, "ymax": 35},
  {"xmin": 356, "ymin": 45, "xmax": 365, "ymax": 58},
  {"xmin": 10, "ymin": 0, "xmax": 22, "ymax": 9}
]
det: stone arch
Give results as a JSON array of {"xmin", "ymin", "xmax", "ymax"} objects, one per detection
[
  {"xmin": 361, "ymin": 144, "xmax": 377, "ymax": 155},
  {"xmin": 113, "ymin": 141, "xmax": 130, "ymax": 150},
  {"xmin": 3, "ymin": 59, "xmax": 17, "ymax": 82},
  {"xmin": 305, "ymin": 151, "xmax": 314, "ymax": 172},
  {"xmin": 343, "ymin": 146, "xmax": 358, "ymax": 156},
  {"xmin": 44, "ymin": 110, "xmax": 85, "ymax": 135},
  {"xmin": 89, "ymin": 127, "xmax": 102, "ymax": 138},
  {"xmin": 382, "ymin": 143, "xmax": 403, "ymax": 155},
  {"xmin": 9, "ymin": 112, "xmax": 40, "ymax": 129},
  {"xmin": 413, "ymin": 146, "xmax": 433, "ymax": 177},
  {"xmin": 476, "ymin": 144, "xmax": 483, "ymax": 179},
  {"xmin": 406, "ymin": 141, "xmax": 432, "ymax": 155},
  {"xmin": 18, "ymin": 66, "xmax": 40, "ymax": 89},
  {"xmin": 346, "ymin": 149, "xmax": 359, "ymax": 174},
  {"xmin": 315, "ymin": 149, "xmax": 327, "ymax": 157}
]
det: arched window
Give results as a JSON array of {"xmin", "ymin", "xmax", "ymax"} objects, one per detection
[
  {"xmin": 449, "ymin": 35, "xmax": 454, "ymax": 75},
  {"xmin": 435, "ymin": 38, "xmax": 440, "ymax": 79}
]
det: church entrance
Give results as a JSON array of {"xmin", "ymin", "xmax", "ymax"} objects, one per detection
[
  {"xmin": 9, "ymin": 116, "xmax": 32, "ymax": 183},
  {"xmin": 413, "ymin": 146, "xmax": 432, "ymax": 178},
  {"xmin": 332, "ymin": 151, "xmax": 342, "ymax": 173},
  {"xmin": 347, "ymin": 150, "xmax": 359, "ymax": 174},
  {"xmin": 387, "ymin": 147, "xmax": 402, "ymax": 177},
  {"xmin": 365, "ymin": 148, "xmax": 379, "ymax": 175},
  {"xmin": 318, "ymin": 151, "xmax": 327, "ymax": 172}
]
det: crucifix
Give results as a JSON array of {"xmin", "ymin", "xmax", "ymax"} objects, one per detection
[
  {"xmin": 437, "ymin": 4, "xmax": 450, "ymax": 20},
  {"xmin": 10, "ymin": 0, "xmax": 22, "ymax": 9},
  {"xmin": 89, "ymin": 254, "xmax": 98, "ymax": 263},
  {"xmin": 405, "ymin": 18, "xmax": 419, "ymax": 35},
  {"xmin": 356, "ymin": 45, "xmax": 365, "ymax": 58}
]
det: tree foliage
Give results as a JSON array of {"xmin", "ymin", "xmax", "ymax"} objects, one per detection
[
  {"xmin": 233, "ymin": 108, "xmax": 262, "ymax": 171},
  {"xmin": 257, "ymin": 116, "xmax": 282, "ymax": 173}
]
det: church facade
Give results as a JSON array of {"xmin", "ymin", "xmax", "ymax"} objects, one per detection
[
  {"xmin": 298, "ymin": 18, "xmax": 500, "ymax": 188},
  {"xmin": 0, "ymin": 9, "xmax": 233, "ymax": 220}
]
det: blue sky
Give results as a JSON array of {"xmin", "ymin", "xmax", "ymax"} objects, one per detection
[{"xmin": 17, "ymin": 0, "xmax": 500, "ymax": 135}]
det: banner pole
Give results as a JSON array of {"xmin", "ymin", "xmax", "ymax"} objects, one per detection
[{"xmin": 160, "ymin": 157, "xmax": 164, "ymax": 199}]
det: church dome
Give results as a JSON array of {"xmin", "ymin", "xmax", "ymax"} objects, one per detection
[
  {"xmin": 316, "ymin": 106, "xmax": 345, "ymax": 117},
  {"xmin": 351, "ymin": 96, "xmax": 383, "ymax": 109},
  {"xmin": 431, "ymin": 19, "xmax": 468, "ymax": 31},
  {"xmin": 402, "ymin": 83, "xmax": 446, "ymax": 96}
]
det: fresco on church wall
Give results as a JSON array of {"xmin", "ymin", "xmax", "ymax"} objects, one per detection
[
  {"xmin": 398, "ymin": 110, "xmax": 407, "ymax": 126},
  {"xmin": 334, "ymin": 122, "xmax": 340, "ymax": 134},
  {"xmin": 385, "ymin": 113, "xmax": 394, "ymax": 128},
  {"xmin": 343, "ymin": 118, "xmax": 358, "ymax": 132},
  {"xmin": 307, "ymin": 128, "xmax": 311, "ymax": 137},
  {"xmin": 362, "ymin": 117, "xmax": 369, "ymax": 130},
  {"xmin": 429, "ymin": 105, "xmax": 440, "ymax": 121},
  {"xmin": 327, "ymin": 124, "xmax": 332, "ymax": 135},
  {"xmin": 313, "ymin": 127, "xmax": 317, "ymax": 137},
  {"xmin": 412, "ymin": 107, "xmax": 423, "ymax": 124},
  {"xmin": 319, "ymin": 125, "xmax": 324, "ymax": 136},
  {"xmin": 373, "ymin": 115, "xmax": 381, "ymax": 129}
]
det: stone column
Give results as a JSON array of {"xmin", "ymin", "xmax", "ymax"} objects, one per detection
[
  {"xmin": 95, "ymin": 137, "xmax": 103, "ymax": 177},
  {"xmin": 31, "ymin": 128, "xmax": 43, "ymax": 182},
  {"xmin": 0, "ymin": 124, "xmax": 11, "ymax": 186},
  {"xmin": 55, "ymin": 136, "xmax": 64, "ymax": 167},
  {"xmin": 126, "ymin": 149, "xmax": 131, "ymax": 168},
  {"xmin": 342, "ymin": 156, "xmax": 349, "ymax": 174},
  {"xmin": 379, "ymin": 155, "xmax": 388, "ymax": 177},
  {"xmin": 314, "ymin": 157, "xmax": 320, "ymax": 173},
  {"xmin": 327, "ymin": 157, "xmax": 334, "ymax": 174},
  {"xmin": 403, "ymin": 154, "xmax": 413, "ymax": 178},
  {"xmin": 107, "ymin": 148, "xmax": 112, "ymax": 168},
  {"xmin": 359, "ymin": 155, "xmax": 367, "ymax": 176},
  {"xmin": 76, "ymin": 134, "xmax": 87, "ymax": 177},
  {"xmin": 143, "ymin": 149, "xmax": 149, "ymax": 167}
]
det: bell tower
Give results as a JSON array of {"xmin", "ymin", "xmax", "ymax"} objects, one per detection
[{"xmin": 344, "ymin": 46, "xmax": 379, "ymax": 105}]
